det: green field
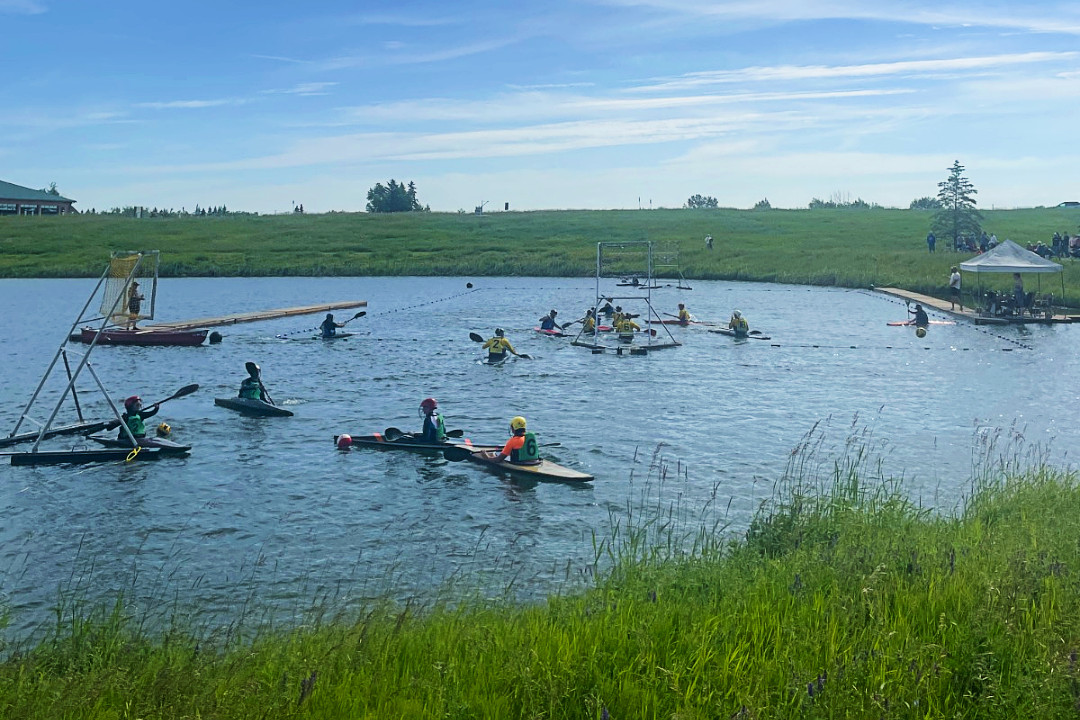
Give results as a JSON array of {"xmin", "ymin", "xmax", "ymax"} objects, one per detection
[
  {"xmin": 3, "ymin": 207, "xmax": 1079, "ymax": 305},
  {"xmin": 3, "ymin": 438, "xmax": 1080, "ymax": 718}
]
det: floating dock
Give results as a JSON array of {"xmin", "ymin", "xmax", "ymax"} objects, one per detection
[
  {"xmin": 873, "ymin": 288, "xmax": 1074, "ymax": 325},
  {"xmin": 147, "ymin": 301, "xmax": 367, "ymax": 331}
]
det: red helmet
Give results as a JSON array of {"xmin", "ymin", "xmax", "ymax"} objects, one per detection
[
  {"xmin": 124, "ymin": 395, "xmax": 141, "ymax": 410},
  {"xmin": 419, "ymin": 397, "xmax": 438, "ymax": 414}
]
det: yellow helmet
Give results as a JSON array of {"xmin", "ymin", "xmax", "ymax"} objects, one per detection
[
  {"xmin": 510, "ymin": 416, "xmax": 527, "ymax": 432},
  {"xmin": 156, "ymin": 422, "xmax": 171, "ymax": 437}
]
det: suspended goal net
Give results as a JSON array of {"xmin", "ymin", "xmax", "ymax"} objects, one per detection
[{"xmin": 99, "ymin": 250, "xmax": 159, "ymax": 325}]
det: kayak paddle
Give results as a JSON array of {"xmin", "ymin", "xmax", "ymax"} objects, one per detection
[
  {"xmin": 385, "ymin": 427, "xmax": 466, "ymax": 441},
  {"xmin": 101, "ymin": 383, "xmax": 199, "ymax": 431}
]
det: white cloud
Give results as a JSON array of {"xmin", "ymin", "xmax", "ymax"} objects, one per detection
[
  {"xmin": 135, "ymin": 98, "xmax": 246, "ymax": 110},
  {"xmin": 261, "ymin": 82, "xmax": 338, "ymax": 96}
]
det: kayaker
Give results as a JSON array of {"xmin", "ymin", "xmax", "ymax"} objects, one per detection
[
  {"xmin": 539, "ymin": 309, "xmax": 562, "ymax": 331},
  {"xmin": 320, "ymin": 313, "xmax": 345, "ymax": 338},
  {"xmin": 419, "ymin": 397, "xmax": 446, "ymax": 443},
  {"xmin": 582, "ymin": 308, "xmax": 596, "ymax": 333},
  {"xmin": 615, "ymin": 315, "xmax": 641, "ymax": 333},
  {"xmin": 728, "ymin": 310, "xmax": 749, "ymax": 338},
  {"xmin": 495, "ymin": 416, "xmax": 541, "ymax": 465},
  {"xmin": 676, "ymin": 303, "xmax": 691, "ymax": 325},
  {"xmin": 238, "ymin": 362, "xmax": 271, "ymax": 403},
  {"xmin": 908, "ymin": 303, "xmax": 929, "ymax": 328},
  {"xmin": 482, "ymin": 328, "xmax": 524, "ymax": 362},
  {"xmin": 612, "ymin": 306, "xmax": 625, "ymax": 326},
  {"xmin": 118, "ymin": 395, "xmax": 159, "ymax": 440},
  {"xmin": 126, "ymin": 281, "xmax": 144, "ymax": 330},
  {"xmin": 598, "ymin": 299, "xmax": 615, "ymax": 317}
]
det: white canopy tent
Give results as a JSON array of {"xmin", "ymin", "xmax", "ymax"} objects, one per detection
[{"xmin": 958, "ymin": 239, "xmax": 1064, "ymax": 312}]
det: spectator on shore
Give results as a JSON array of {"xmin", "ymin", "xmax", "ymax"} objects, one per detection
[{"xmin": 926, "ymin": 231, "xmax": 936, "ymax": 253}]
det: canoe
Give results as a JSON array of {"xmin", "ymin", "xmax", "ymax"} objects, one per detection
[
  {"xmin": 533, "ymin": 326, "xmax": 568, "ymax": 337},
  {"xmin": 88, "ymin": 435, "xmax": 193, "ymax": 452},
  {"xmin": 341, "ymin": 433, "xmax": 498, "ymax": 453},
  {"xmin": 709, "ymin": 328, "xmax": 772, "ymax": 340},
  {"xmin": 9, "ymin": 446, "xmax": 184, "ymax": 466},
  {"xmin": 215, "ymin": 397, "xmax": 295, "ymax": 417},
  {"xmin": 450, "ymin": 448, "xmax": 594, "ymax": 482},
  {"xmin": 78, "ymin": 327, "xmax": 209, "ymax": 346}
]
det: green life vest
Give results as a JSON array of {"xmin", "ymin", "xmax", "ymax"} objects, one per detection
[
  {"xmin": 435, "ymin": 414, "xmax": 446, "ymax": 442},
  {"xmin": 239, "ymin": 377, "xmax": 261, "ymax": 400},
  {"xmin": 125, "ymin": 413, "xmax": 146, "ymax": 437},
  {"xmin": 511, "ymin": 432, "xmax": 540, "ymax": 464}
]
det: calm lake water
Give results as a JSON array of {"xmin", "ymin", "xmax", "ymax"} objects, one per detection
[{"xmin": 0, "ymin": 276, "xmax": 1076, "ymax": 638}]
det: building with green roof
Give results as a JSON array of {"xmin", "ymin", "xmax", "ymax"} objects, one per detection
[{"xmin": 0, "ymin": 180, "xmax": 76, "ymax": 215}]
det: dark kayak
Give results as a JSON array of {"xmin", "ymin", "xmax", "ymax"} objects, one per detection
[
  {"xmin": 338, "ymin": 432, "xmax": 498, "ymax": 453},
  {"xmin": 313, "ymin": 332, "xmax": 354, "ymax": 341},
  {"xmin": 87, "ymin": 435, "xmax": 192, "ymax": 452},
  {"xmin": 215, "ymin": 397, "xmax": 294, "ymax": 417},
  {"xmin": 709, "ymin": 328, "xmax": 772, "ymax": 340},
  {"xmin": 10, "ymin": 447, "xmax": 183, "ymax": 466}
]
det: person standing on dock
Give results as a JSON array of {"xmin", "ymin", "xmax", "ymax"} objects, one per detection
[
  {"xmin": 126, "ymin": 281, "xmax": 144, "ymax": 330},
  {"xmin": 949, "ymin": 267, "xmax": 962, "ymax": 311},
  {"xmin": 1013, "ymin": 274, "xmax": 1025, "ymax": 314},
  {"xmin": 320, "ymin": 313, "xmax": 345, "ymax": 338}
]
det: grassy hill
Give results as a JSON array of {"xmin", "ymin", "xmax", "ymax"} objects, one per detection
[{"xmin": 2, "ymin": 207, "xmax": 1078, "ymax": 304}]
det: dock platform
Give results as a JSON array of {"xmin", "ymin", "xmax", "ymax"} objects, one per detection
[
  {"xmin": 147, "ymin": 301, "xmax": 367, "ymax": 331},
  {"xmin": 873, "ymin": 288, "xmax": 1071, "ymax": 325}
]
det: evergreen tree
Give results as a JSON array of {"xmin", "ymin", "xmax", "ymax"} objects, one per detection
[{"xmin": 932, "ymin": 161, "xmax": 982, "ymax": 248}]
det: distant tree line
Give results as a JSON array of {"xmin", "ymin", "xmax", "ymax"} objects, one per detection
[
  {"xmin": 684, "ymin": 194, "xmax": 719, "ymax": 209},
  {"xmin": 79, "ymin": 205, "xmax": 255, "ymax": 218}
]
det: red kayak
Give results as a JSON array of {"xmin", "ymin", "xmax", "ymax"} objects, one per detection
[
  {"xmin": 79, "ymin": 327, "xmax": 209, "ymax": 346},
  {"xmin": 533, "ymin": 326, "xmax": 568, "ymax": 337},
  {"xmin": 886, "ymin": 320, "xmax": 956, "ymax": 326}
]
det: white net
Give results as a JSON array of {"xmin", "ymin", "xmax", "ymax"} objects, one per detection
[{"xmin": 99, "ymin": 251, "xmax": 158, "ymax": 325}]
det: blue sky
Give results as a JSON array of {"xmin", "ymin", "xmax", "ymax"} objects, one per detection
[{"xmin": 2, "ymin": 0, "xmax": 1078, "ymax": 213}]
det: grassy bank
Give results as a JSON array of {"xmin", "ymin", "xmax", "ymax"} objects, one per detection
[
  {"xmin": 3, "ymin": 207, "xmax": 1080, "ymax": 305},
  {"xmin": 3, "ymin": 442, "xmax": 1080, "ymax": 718}
]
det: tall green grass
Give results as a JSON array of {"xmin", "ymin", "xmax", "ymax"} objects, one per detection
[
  {"xmin": 3, "ymin": 426, "xmax": 1080, "ymax": 717},
  {"xmin": 3, "ymin": 207, "xmax": 1080, "ymax": 305}
]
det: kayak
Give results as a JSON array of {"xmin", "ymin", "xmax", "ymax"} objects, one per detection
[
  {"xmin": 886, "ymin": 320, "xmax": 956, "ymax": 326},
  {"xmin": 313, "ymin": 332, "xmax": 354, "ymax": 340},
  {"xmin": 9, "ymin": 447, "xmax": 183, "ymax": 466},
  {"xmin": 215, "ymin": 397, "xmax": 295, "ymax": 417},
  {"xmin": 709, "ymin": 328, "xmax": 772, "ymax": 340},
  {"xmin": 481, "ymin": 354, "xmax": 510, "ymax": 365},
  {"xmin": 533, "ymin": 326, "xmax": 568, "ymax": 337},
  {"xmin": 658, "ymin": 318, "xmax": 718, "ymax": 327},
  {"xmin": 448, "ymin": 447, "xmax": 593, "ymax": 482},
  {"xmin": 88, "ymin": 435, "xmax": 192, "ymax": 452},
  {"xmin": 340, "ymin": 432, "xmax": 498, "ymax": 453}
]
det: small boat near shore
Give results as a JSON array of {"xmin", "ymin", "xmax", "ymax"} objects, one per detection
[{"xmin": 77, "ymin": 327, "xmax": 209, "ymax": 347}]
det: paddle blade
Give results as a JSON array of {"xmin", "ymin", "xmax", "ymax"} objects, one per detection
[
  {"xmin": 443, "ymin": 446, "xmax": 474, "ymax": 462},
  {"xmin": 519, "ymin": 353, "xmax": 532, "ymax": 359},
  {"xmin": 469, "ymin": 332, "xmax": 485, "ymax": 343},
  {"xmin": 445, "ymin": 429, "xmax": 465, "ymax": 438},
  {"xmin": 383, "ymin": 427, "xmax": 405, "ymax": 441},
  {"xmin": 164, "ymin": 383, "xmax": 200, "ymax": 402},
  {"xmin": 353, "ymin": 311, "xmax": 366, "ymax": 319}
]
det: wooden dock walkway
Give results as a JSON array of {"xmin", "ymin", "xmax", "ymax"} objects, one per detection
[
  {"xmin": 148, "ymin": 300, "xmax": 367, "ymax": 331},
  {"xmin": 873, "ymin": 288, "xmax": 1072, "ymax": 325}
]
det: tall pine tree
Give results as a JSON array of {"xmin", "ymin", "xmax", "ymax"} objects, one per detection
[{"xmin": 932, "ymin": 161, "xmax": 982, "ymax": 250}]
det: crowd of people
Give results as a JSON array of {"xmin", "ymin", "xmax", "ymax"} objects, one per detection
[{"xmin": 928, "ymin": 228, "xmax": 1078, "ymax": 258}]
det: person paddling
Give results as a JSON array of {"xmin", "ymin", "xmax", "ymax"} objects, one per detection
[
  {"xmin": 676, "ymin": 303, "xmax": 691, "ymax": 325},
  {"xmin": 581, "ymin": 308, "xmax": 596, "ymax": 333},
  {"xmin": 320, "ymin": 313, "xmax": 345, "ymax": 338},
  {"xmin": 538, "ymin": 309, "xmax": 562, "ymax": 331},
  {"xmin": 908, "ymin": 303, "xmax": 929, "ymax": 329},
  {"xmin": 419, "ymin": 397, "xmax": 446, "ymax": 443},
  {"xmin": 728, "ymin": 310, "xmax": 749, "ymax": 338},
  {"xmin": 118, "ymin": 395, "xmax": 160, "ymax": 440},
  {"xmin": 495, "ymin": 416, "xmax": 541, "ymax": 465},
  {"xmin": 238, "ymin": 362, "xmax": 273, "ymax": 403},
  {"xmin": 482, "ymin": 328, "xmax": 525, "ymax": 362}
]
